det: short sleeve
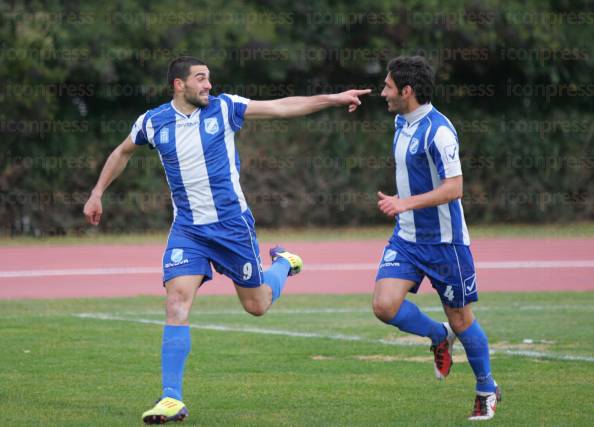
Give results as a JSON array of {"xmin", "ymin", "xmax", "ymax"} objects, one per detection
[
  {"xmin": 428, "ymin": 126, "xmax": 462, "ymax": 179},
  {"xmin": 220, "ymin": 93, "xmax": 250, "ymax": 132},
  {"xmin": 130, "ymin": 113, "xmax": 149, "ymax": 146}
]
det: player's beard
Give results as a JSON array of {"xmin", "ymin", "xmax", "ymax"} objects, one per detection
[
  {"xmin": 389, "ymin": 96, "xmax": 407, "ymax": 114},
  {"xmin": 184, "ymin": 91, "xmax": 209, "ymax": 108}
]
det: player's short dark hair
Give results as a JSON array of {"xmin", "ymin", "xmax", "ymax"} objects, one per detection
[
  {"xmin": 167, "ymin": 56, "xmax": 207, "ymax": 88},
  {"xmin": 387, "ymin": 56, "xmax": 434, "ymax": 104}
]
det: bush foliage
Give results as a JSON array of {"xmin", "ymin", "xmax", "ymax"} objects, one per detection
[{"xmin": 1, "ymin": 0, "xmax": 592, "ymax": 234}]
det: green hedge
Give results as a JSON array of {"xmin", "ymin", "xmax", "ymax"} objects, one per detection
[{"xmin": 1, "ymin": 0, "xmax": 592, "ymax": 234}]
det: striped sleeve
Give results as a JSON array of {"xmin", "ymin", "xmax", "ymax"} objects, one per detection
[
  {"xmin": 428, "ymin": 126, "xmax": 462, "ymax": 179},
  {"xmin": 220, "ymin": 93, "xmax": 250, "ymax": 132},
  {"xmin": 130, "ymin": 112, "xmax": 149, "ymax": 146}
]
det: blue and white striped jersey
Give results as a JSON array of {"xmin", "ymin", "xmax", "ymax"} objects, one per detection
[
  {"xmin": 130, "ymin": 94, "xmax": 250, "ymax": 225},
  {"xmin": 392, "ymin": 103, "xmax": 470, "ymax": 245}
]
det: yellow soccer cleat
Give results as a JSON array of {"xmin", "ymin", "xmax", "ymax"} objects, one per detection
[
  {"xmin": 270, "ymin": 245, "xmax": 303, "ymax": 276},
  {"xmin": 142, "ymin": 397, "xmax": 188, "ymax": 424}
]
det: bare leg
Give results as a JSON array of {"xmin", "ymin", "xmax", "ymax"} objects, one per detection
[
  {"xmin": 158, "ymin": 275, "xmax": 204, "ymax": 404},
  {"xmin": 234, "ymin": 283, "xmax": 273, "ymax": 316},
  {"xmin": 372, "ymin": 278, "xmax": 447, "ymax": 345},
  {"xmin": 442, "ymin": 303, "xmax": 475, "ymax": 334},
  {"xmin": 165, "ymin": 275, "xmax": 204, "ymax": 324},
  {"xmin": 372, "ymin": 278, "xmax": 417, "ymax": 322}
]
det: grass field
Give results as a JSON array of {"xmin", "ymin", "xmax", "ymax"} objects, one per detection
[
  {"xmin": 2, "ymin": 292, "xmax": 593, "ymax": 426},
  {"xmin": 2, "ymin": 221, "xmax": 594, "ymax": 245}
]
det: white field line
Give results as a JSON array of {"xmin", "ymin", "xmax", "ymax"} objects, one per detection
[
  {"xmin": 2, "ymin": 260, "xmax": 594, "ymax": 278},
  {"xmin": 102, "ymin": 304, "xmax": 594, "ymax": 317},
  {"xmin": 73, "ymin": 312, "xmax": 594, "ymax": 364},
  {"xmin": 3, "ymin": 304, "xmax": 593, "ymax": 320}
]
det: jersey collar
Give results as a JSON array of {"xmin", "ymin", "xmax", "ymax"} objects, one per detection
[
  {"xmin": 170, "ymin": 100, "xmax": 200, "ymax": 119},
  {"xmin": 402, "ymin": 102, "xmax": 432, "ymax": 126}
]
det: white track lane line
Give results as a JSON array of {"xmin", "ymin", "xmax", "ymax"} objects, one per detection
[
  {"xmin": 2, "ymin": 260, "xmax": 594, "ymax": 278},
  {"xmin": 73, "ymin": 313, "xmax": 594, "ymax": 364}
]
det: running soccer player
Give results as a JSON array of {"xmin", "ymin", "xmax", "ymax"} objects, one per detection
[
  {"xmin": 83, "ymin": 56, "xmax": 370, "ymax": 424},
  {"xmin": 373, "ymin": 56, "xmax": 500, "ymax": 421}
]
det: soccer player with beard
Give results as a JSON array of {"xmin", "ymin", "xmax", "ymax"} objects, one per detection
[{"xmin": 83, "ymin": 56, "xmax": 370, "ymax": 424}]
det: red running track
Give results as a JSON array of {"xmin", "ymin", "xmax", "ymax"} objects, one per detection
[{"xmin": 0, "ymin": 239, "xmax": 593, "ymax": 299}]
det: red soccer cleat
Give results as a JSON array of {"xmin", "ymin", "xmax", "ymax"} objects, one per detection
[
  {"xmin": 469, "ymin": 384, "xmax": 502, "ymax": 421},
  {"xmin": 430, "ymin": 322, "xmax": 456, "ymax": 380}
]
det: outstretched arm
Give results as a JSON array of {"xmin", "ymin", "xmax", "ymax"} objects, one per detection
[
  {"xmin": 244, "ymin": 89, "xmax": 371, "ymax": 119},
  {"xmin": 83, "ymin": 136, "xmax": 139, "ymax": 225},
  {"xmin": 377, "ymin": 176, "xmax": 463, "ymax": 217}
]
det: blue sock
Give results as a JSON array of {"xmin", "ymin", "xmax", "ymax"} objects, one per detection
[
  {"xmin": 387, "ymin": 300, "xmax": 447, "ymax": 345},
  {"xmin": 262, "ymin": 258, "xmax": 291, "ymax": 302},
  {"xmin": 161, "ymin": 325, "xmax": 191, "ymax": 401},
  {"xmin": 457, "ymin": 320, "xmax": 496, "ymax": 393}
]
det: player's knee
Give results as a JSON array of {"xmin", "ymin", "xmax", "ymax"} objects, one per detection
[
  {"xmin": 450, "ymin": 318, "xmax": 471, "ymax": 333},
  {"xmin": 372, "ymin": 297, "xmax": 399, "ymax": 323},
  {"xmin": 166, "ymin": 295, "xmax": 191, "ymax": 324},
  {"xmin": 166, "ymin": 307, "xmax": 190, "ymax": 324},
  {"xmin": 242, "ymin": 299, "xmax": 268, "ymax": 317},
  {"xmin": 446, "ymin": 310, "xmax": 474, "ymax": 333}
]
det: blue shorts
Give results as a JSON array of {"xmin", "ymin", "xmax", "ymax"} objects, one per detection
[
  {"xmin": 162, "ymin": 210, "xmax": 263, "ymax": 288},
  {"xmin": 375, "ymin": 235, "xmax": 478, "ymax": 308}
]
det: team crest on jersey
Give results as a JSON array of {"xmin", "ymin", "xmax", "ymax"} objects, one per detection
[
  {"xmin": 170, "ymin": 248, "xmax": 184, "ymax": 263},
  {"xmin": 383, "ymin": 249, "xmax": 397, "ymax": 262},
  {"xmin": 159, "ymin": 128, "xmax": 169, "ymax": 144},
  {"xmin": 204, "ymin": 118, "xmax": 219, "ymax": 135},
  {"xmin": 408, "ymin": 138, "xmax": 420, "ymax": 154}
]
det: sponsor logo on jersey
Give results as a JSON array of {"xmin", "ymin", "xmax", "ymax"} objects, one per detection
[
  {"xmin": 380, "ymin": 262, "xmax": 401, "ymax": 268},
  {"xmin": 445, "ymin": 144, "xmax": 459, "ymax": 163},
  {"xmin": 176, "ymin": 120, "xmax": 200, "ymax": 128},
  {"xmin": 464, "ymin": 274, "xmax": 477, "ymax": 295}
]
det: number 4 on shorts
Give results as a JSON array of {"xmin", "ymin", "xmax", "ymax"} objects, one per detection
[{"xmin": 444, "ymin": 285, "xmax": 454, "ymax": 302}]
